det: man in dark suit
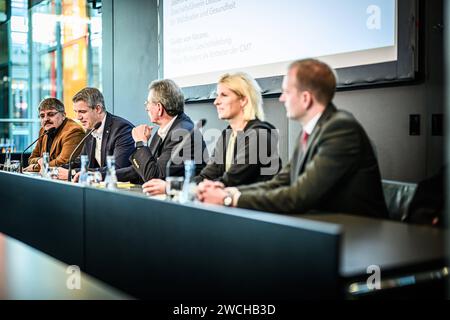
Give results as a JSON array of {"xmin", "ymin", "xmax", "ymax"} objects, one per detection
[
  {"xmin": 141, "ymin": 72, "xmax": 282, "ymax": 196},
  {"xmin": 198, "ymin": 59, "xmax": 388, "ymax": 218},
  {"xmin": 116, "ymin": 79, "xmax": 207, "ymax": 183},
  {"xmin": 57, "ymin": 87, "xmax": 135, "ymax": 180}
]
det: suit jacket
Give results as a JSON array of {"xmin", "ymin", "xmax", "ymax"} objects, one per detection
[
  {"xmin": 237, "ymin": 103, "xmax": 389, "ymax": 218},
  {"xmin": 116, "ymin": 112, "xmax": 208, "ymax": 183},
  {"xmin": 28, "ymin": 118, "xmax": 85, "ymax": 171},
  {"xmin": 68, "ymin": 112, "xmax": 135, "ymax": 174},
  {"xmin": 194, "ymin": 119, "xmax": 282, "ymax": 187}
]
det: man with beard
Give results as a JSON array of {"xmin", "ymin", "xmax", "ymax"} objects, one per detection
[{"xmin": 24, "ymin": 98, "xmax": 85, "ymax": 172}]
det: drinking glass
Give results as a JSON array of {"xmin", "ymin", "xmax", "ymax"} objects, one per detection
[
  {"xmin": 165, "ymin": 176, "xmax": 184, "ymax": 201},
  {"xmin": 9, "ymin": 160, "xmax": 20, "ymax": 173},
  {"xmin": 49, "ymin": 167, "xmax": 59, "ymax": 179}
]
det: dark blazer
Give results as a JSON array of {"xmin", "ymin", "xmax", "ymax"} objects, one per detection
[
  {"xmin": 194, "ymin": 119, "xmax": 282, "ymax": 187},
  {"xmin": 237, "ymin": 103, "xmax": 389, "ymax": 218},
  {"xmin": 69, "ymin": 112, "xmax": 135, "ymax": 173},
  {"xmin": 116, "ymin": 112, "xmax": 208, "ymax": 183}
]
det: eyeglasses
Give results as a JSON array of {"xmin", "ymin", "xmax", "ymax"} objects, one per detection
[
  {"xmin": 144, "ymin": 100, "xmax": 150, "ymax": 111},
  {"xmin": 144, "ymin": 100, "xmax": 160, "ymax": 111},
  {"xmin": 39, "ymin": 111, "xmax": 61, "ymax": 119}
]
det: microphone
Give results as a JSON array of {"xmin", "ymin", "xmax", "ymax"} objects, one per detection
[
  {"xmin": 67, "ymin": 122, "xmax": 102, "ymax": 182},
  {"xmin": 20, "ymin": 127, "xmax": 56, "ymax": 173},
  {"xmin": 165, "ymin": 119, "xmax": 206, "ymax": 178}
]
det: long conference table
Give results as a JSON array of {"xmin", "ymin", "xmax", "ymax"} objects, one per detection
[
  {"xmin": 0, "ymin": 232, "xmax": 130, "ymax": 300},
  {"xmin": 0, "ymin": 171, "xmax": 447, "ymax": 299}
]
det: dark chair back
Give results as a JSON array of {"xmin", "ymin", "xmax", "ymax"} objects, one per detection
[{"xmin": 382, "ymin": 180, "xmax": 417, "ymax": 221}]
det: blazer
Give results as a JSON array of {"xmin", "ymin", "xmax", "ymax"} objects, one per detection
[
  {"xmin": 28, "ymin": 118, "xmax": 85, "ymax": 171},
  {"xmin": 194, "ymin": 119, "xmax": 282, "ymax": 187},
  {"xmin": 237, "ymin": 103, "xmax": 389, "ymax": 218},
  {"xmin": 116, "ymin": 112, "xmax": 208, "ymax": 183},
  {"xmin": 69, "ymin": 112, "xmax": 135, "ymax": 174}
]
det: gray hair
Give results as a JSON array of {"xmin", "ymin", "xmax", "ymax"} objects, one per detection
[
  {"xmin": 72, "ymin": 87, "xmax": 106, "ymax": 112},
  {"xmin": 148, "ymin": 79, "xmax": 184, "ymax": 117},
  {"xmin": 38, "ymin": 97, "xmax": 65, "ymax": 113}
]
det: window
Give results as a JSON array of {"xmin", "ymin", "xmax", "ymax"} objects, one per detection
[{"xmin": 0, "ymin": 0, "xmax": 102, "ymax": 153}]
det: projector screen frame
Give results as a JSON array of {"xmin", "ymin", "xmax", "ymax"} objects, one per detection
[{"xmin": 158, "ymin": 0, "xmax": 421, "ymax": 103}]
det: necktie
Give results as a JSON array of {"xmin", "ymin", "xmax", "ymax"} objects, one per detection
[{"xmin": 301, "ymin": 131, "xmax": 309, "ymax": 152}]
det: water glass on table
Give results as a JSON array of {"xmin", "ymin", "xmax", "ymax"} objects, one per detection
[{"xmin": 165, "ymin": 176, "xmax": 184, "ymax": 202}]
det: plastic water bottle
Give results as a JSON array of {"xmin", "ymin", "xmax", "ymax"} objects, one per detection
[
  {"xmin": 104, "ymin": 155, "xmax": 118, "ymax": 190},
  {"xmin": 179, "ymin": 160, "xmax": 196, "ymax": 203},
  {"xmin": 78, "ymin": 155, "xmax": 89, "ymax": 185},
  {"xmin": 42, "ymin": 152, "xmax": 50, "ymax": 178},
  {"xmin": 4, "ymin": 147, "xmax": 11, "ymax": 171}
]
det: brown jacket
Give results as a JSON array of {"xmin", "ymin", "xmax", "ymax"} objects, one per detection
[{"xmin": 28, "ymin": 118, "xmax": 85, "ymax": 171}]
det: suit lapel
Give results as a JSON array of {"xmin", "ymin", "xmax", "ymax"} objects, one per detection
[
  {"xmin": 290, "ymin": 104, "xmax": 337, "ymax": 182},
  {"xmin": 296, "ymin": 126, "xmax": 321, "ymax": 176},
  {"xmin": 291, "ymin": 128, "xmax": 318, "ymax": 183},
  {"xmin": 88, "ymin": 137, "xmax": 96, "ymax": 166},
  {"xmin": 152, "ymin": 113, "xmax": 185, "ymax": 156},
  {"xmin": 290, "ymin": 139, "xmax": 302, "ymax": 184},
  {"xmin": 100, "ymin": 113, "xmax": 112, "ymax": 167},
  {"xmin": 161, "ymin": 113, "xmax": 183, "ymax": 145},
  {"xmin": 149, "ymin": 134, "xmax": 162, "ymax": 155}
]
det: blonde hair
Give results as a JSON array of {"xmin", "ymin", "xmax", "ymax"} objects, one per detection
[{"xmin": 218, "ymin": 72, "xmax": 264, "ymax": 121}]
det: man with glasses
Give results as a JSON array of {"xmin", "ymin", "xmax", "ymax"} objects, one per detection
[
  {"xmin": 57, "ymin": 87, "xmax": 135, "ymax": 181},
  {"xmin": 24, "ymin": 98, "xmax": 85, "ymax": 172},
  {"xmin": 115, "ymin": 79, "xmax": 207, "ymax": 183}
]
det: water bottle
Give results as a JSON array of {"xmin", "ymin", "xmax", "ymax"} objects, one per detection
[
  {"xmin": 42, "ymin": 152, "xmax": 50, "ymax": 178},
  {"xmin": 78, "ymin": 155, "xmax": 89, "ymax": 185},
  {"xmin": 179, "ymin": 160, "xmax": 196, "ymax": 203},
  {"xmin": 104, "ymin": 155, "xmax": 118, "ymax": 190},
  {"xmin": 4, "ymin": 147, "xmax": 11, "ymax": 171}
]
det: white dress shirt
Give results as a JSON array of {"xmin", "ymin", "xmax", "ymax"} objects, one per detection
[
  {"xmin": 91, "ymin": 115, "xmax": 107, "ymax": 166},
  {"xmin": 302, "ymin": 112, "xmax": 323, "ymax": 136},
  {"xmin": 157, "ymin": 115, "xmax": 178, "ymax": 141}
]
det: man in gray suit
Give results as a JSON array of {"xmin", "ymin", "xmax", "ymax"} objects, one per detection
[{"xmin": 197, "ymin": 58, "xmax": 388, "ymax": 218}]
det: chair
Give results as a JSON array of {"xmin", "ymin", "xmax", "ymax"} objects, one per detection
[{"xmin": 382, "ymin": 180, "xmax": 418, "ymax": 221}]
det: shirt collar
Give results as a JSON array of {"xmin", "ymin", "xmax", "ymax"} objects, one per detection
[
  {"xmin": 92, "ymin": 114, "xmax": 107, "ymax": 139},
  {"xmin": 157, "ymin": 115, "xmax": 178, "ymax": 140},
  {"xmin": 303, "ymin": 112, "xmax": 322, "ymax": 136}
]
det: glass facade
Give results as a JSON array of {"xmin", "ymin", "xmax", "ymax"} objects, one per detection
[{"xmin": 0, "ymin": 0, "xmax": 101, "ymax": 153}]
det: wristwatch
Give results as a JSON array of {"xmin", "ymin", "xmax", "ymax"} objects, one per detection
[
  {"xmin": 223, "ymin": 193, "xmax": 233, "ymax": 207},
  {"xmin": 135, "ymin": 141, "xmax": 145, "ymax": 149}
]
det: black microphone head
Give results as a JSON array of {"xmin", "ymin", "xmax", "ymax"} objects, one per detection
[
  {"xmin": 45, "ymin": 127, "xmax": 56, "ymax": 135},
  {"xmin": 198, "ymin": 119, "xmax": 207, "ymax": 128},
  {"xmin": 93, "ymin": 122, "xmax": 102, "ymax": 130}
]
